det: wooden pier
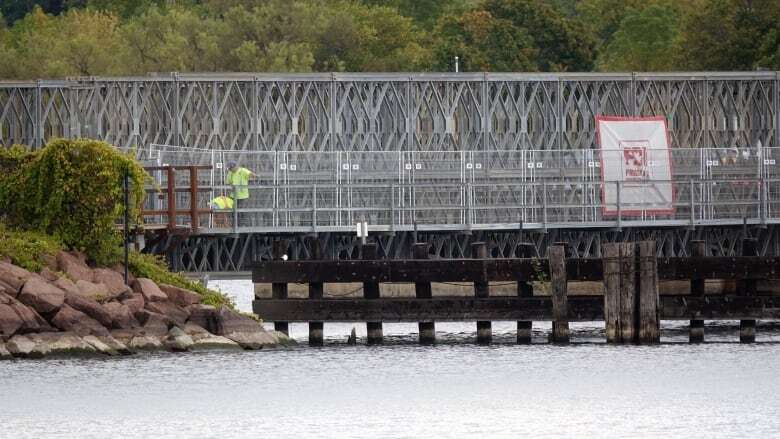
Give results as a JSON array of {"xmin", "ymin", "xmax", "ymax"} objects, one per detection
[{"xmin": 252, "ymin": 240, "xmax": 780, "ymax": 345}]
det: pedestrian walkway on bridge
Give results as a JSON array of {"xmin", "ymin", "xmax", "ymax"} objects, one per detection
[{"xmin": 140, "ymin": 144, "xmax": 780, "ymax": 235}]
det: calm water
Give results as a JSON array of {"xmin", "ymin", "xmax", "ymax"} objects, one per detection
[{"xmin": 1, "ymin": 280, "xmax": 779, "ymax": 438}]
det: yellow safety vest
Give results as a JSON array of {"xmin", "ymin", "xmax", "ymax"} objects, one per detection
[
  {"xmin": 211, "ymin": 195, "xmax": 234, "ymax": 210},
  {"xmin": 226, "ymin": 167, "xmax": 253, "ymax": 200}
]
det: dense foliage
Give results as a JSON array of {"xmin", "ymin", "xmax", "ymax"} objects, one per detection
[
  {"xmin": 0, "ymin": 0, "xmax": 778, "ymax": 78},
  {"xmin": 0, "ymin": 221, "xmax": 62, "ymax": 272},
  {"xmin": 0, "ymin": 139, "xmax": 146, "ymax": 265}
]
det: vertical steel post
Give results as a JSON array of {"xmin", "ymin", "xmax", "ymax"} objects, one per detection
[
  {"xmin": 131, "ymin": 82, "xmax": 140, "ymax": 149},
  {"xmin": 123, "ymin": 167, "xmax": 130, "ymax": 284},
  {"xmin": 690, "ymin": 179, "xmax": 696, "ymax": 228},
  {"xmin": 189, "ymin": 166, "xmax": 199, "ymax": 232},
  {"xmin": 616, "ymin": 181, "xmax": 622, "ymax": 229},
  {"xmin": 253, "ymin": 77, "xmax": 260, "ymax": 151},
  {"xmin": 167, "ymin": 166, "xmax": 176, "ymax": 231},
  {"xmin": 312, "ymin": 184, "xmax": 317, "ymax": 233},
  {"xmin": 542, "ymin": 181, "xmax": 547, "ymax": 230},
  {"xmin": 34, "ymin": 80, "xmax": 42, "ymax": 148}
]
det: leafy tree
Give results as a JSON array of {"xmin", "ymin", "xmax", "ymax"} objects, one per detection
[
  {"xmin": 122, "ymin": 6, "xmax": 225, "ymax": 73},
  {"xmin": 0, "ymin": 7, "xmax": 124, "ymax": 78},
  {"xmin": 676, "ymin": 0, "xmax": 780, "ymax": 70},
  {"xmin": 576, "ymin": 0, "xmax": 648, "ymax": 46},
  {"xmin": 73, "ymin": 0, "xmax": 169, "ymax": 18},
  {"xmin": 432, "ymin": 9, "xmax": 536, "ymax": 71},
  {"xmin": 216, "ymin": 1, "xmax": 321, "ymax": 71},
  {"xmin": 757, "ymin": 28, "xmax": 780, "ymax": 69},
  {"xmin": 231, "ymin": 40, "xmax": 314, "ymax": 72},
  {"xmin": 361, "ymin": 0, "xmax": 475, "ymax": 27},
  {"xmin": 483, "ymin": 0, "xmax": 595, "ymax": 71},
  {"xmin": 54, "ymin": 8, "xmax": 124, "ymax": 75},
  {"xmin": 216, "ymin": 1, "xmax": 428, "ymax": 72},
  {"xmin": 325, "ymin": 2, "xmax": 430, "ymax": 71},
  {"xmin": 598, "ymin": 5, "xmax": 678, "ymax": 71}
]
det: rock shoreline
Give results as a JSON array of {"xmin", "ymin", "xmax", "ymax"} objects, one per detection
[{"xmin": 0, "ymin": 252, "xmax": 291, "ymax": 359}]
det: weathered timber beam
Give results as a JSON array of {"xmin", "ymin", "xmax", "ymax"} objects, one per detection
[
  {"xmin": 659, "ymin": 296, "xmax": 780, "ymax": 320},
  {"xmin": 252, "ymin": 295, "xmax": 780, "ymax": 323},
  {"xmin": 251, "ymin": 257, "xmax": 780, "ymax": 283},
  {"xmin": 252, "ymin": 297, "xmax": 604, "ymax": 323},
  {"xmin": 657, "ymin": 257, "xmax": 780, "ymax": 280}
]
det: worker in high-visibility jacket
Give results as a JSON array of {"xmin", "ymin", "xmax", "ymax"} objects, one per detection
[
  {"xmin": 209, "ymin": 195, "xmax": 234, "ymax": 228},
  {"xmin": 226, "ymin": 162, "xmax": 256, "ymax": 204},
  {"xmin": 209, "ymin": 195, "xmax": 234, "ymax": 210},
  {"xmin": 226, "ymin": 162, "xmax": 256, "ymax": 226}
]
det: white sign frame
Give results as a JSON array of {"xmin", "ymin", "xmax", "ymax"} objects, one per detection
[{"xmin": 596, "ymin": 116, "xmax": 675, "ymax": 217}]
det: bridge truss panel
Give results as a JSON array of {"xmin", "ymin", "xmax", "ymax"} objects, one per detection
[
  {"xmin": 334, "ymin": 80, "xmax": 409, "ymax": 151},
  {"xmin": 487, "ymin": 79, "xmax": 559, "ymax": 150},
  {"xmin": 2, "ymin": 73, "xmax": 779, "ymax": 153}
]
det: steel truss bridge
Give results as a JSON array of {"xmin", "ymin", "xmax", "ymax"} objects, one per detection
[{"xmin": 2, "ymin": 72, "xmax": 780, "ymax": 274}]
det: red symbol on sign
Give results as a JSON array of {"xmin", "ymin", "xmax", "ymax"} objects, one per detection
[{"xmin": 623, "ymin": 146, "xmax": 647, "ymax": 180}]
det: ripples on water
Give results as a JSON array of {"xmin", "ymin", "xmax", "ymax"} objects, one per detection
[{"xmin": 1, "ymin": 280, "xmax": 779, "ymax": 438}]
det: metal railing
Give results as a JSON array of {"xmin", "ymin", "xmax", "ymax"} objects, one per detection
[{"xmin": 137, "ymin": 144, "xmax": 780, "ymax": 232}]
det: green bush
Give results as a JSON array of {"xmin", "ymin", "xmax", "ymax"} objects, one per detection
[
  {"xmin": 0, "ymin": 139, "xmax": 147, "ymax": 265},
  {"xmin": 0, "ymin": 222, "xmax": 62, "ymax": 272}
]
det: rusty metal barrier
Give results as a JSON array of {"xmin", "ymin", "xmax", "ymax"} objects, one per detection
[{"xmin": 142, "ymin": 165, "xmax": 213, "ymax": 233}]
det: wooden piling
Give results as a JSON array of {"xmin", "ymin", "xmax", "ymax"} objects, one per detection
[
  {"xmin": 740, "ymin": 319, "xmax": 756, "ymax": 343},
  {"xmin": 548, "ymin": 245, "xmax": 569, "ymax": 343},
  {"xmin": 308, "ymin": 238, "xmax": 324, "ymax": 346},
  {"xmin": 472, "ymin": 242, "xmax": 492, "ymax": 344},
  {"xmin": 602, "ymin": 243, "xmax": 621, "ymax": 343},
  {"xmin": 619, "ymin": 242, "xmax": 637, "ymax": 343},
  {"xmin": 689, "ymin": 240, "xmax": 705, "ymax": 343},
  {"xmin": 517, "ymin": 244, "xmax": 533, "ymax": 344},
  {"xmin": 413, "ymin": 243, "xmax": 435, "ymax": 344},
  {"xmin": 272, "ymin": 240, "xmax": 289, "ymax": 335},
  {"xmin": 362, "ymin": 243, "xmax": 383, "ymax": 345},
  {"xmin": 740, "ymin": 238, "xmax": 758, "ymax": 343},
  {"xmin": 638, "ymin": 241, "xmax": 660, "ymax": 343}
]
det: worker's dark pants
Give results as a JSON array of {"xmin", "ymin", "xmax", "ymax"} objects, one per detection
[{"xmin": 234, "ymin": 198, "xmax": 249, "ymax": 226}]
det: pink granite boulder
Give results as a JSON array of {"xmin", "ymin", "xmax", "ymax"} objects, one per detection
[
  {"xmin": 145, "ymin": 300, "xmax": 189, "ymax": 326},
  {"xmin": 159, "ymin": 284, "xmax": 201, "ymax": 307},
  {"xmin": 132, "ymin": 278, "xmax": 168, "ymax": 302},
  {"xmin": 18, "ymin": 277, "xmax": 65, "ymax": 314},
  {"xmin": 0, "ymin": 261, "xmax": 34, "ymax": 293},
  {"xmin": 51, "ymin": 305, "xmax": 109, "ymax": 337},
  {"xmin": 121, "ymin": 293, "xmax": 145, "ymax": 315},
  {"xmin": 102, "ymin": 302, "xmax": 139, "ymax": 329},
  {"xmin": 75, "ymin": 280, "xmax": 111, "ymax": 302},
  {"xmin": 64, "ymin": 294, "xmax": 114, "ymax": 328},
  {"xmin": 93, "ymin": 268, "xmax": 132, "ymax": 298},
  {"xmin": 56, "ymin": 251, "xmax": 94, "ymax": 283}
]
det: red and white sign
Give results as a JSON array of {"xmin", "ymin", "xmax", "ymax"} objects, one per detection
[{"xmin": 596, "ymin": 116, "xmax": 674, "ymax": 216}]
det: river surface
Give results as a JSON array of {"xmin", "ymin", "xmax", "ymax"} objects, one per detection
[{"xmin": 1, "ymin": 280, "xmax": 779, "ymax": 438}]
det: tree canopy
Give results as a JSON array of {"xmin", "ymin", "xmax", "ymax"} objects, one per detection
[{"xmin": 0, "ymin": 0, "xmax": 778, "ymax": 79}]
